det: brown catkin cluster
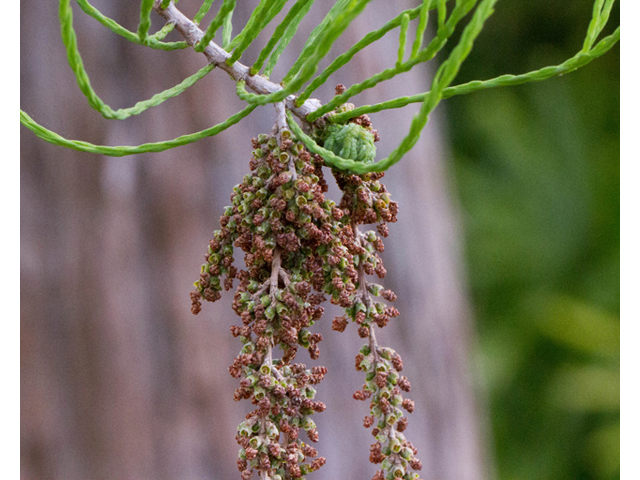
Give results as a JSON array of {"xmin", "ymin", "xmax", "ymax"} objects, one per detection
[
  {"xmin": 191, "ymin": 94, "xmax": 419, "ymax": 480},
  {"xmin": 329, "ymin": 165, "xmax": 423, "ymax": 480},
  {"xmin": 192, "ymin": 128, "xmax": 348, "ymax": 480},
  {"xmin": 329, "ymin": 168, "xmax": 399, "ymax": 337}
]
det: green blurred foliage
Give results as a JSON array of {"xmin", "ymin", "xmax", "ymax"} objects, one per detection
[{"xmin": 443, "ymin": 1, "xmax": 619, "ymax": 479}]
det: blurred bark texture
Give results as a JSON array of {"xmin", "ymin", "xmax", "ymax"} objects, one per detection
[{"xmin": 21, "ymin": 1, "xmax": 486, "ymax": 480}]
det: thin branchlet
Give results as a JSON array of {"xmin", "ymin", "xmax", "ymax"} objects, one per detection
[{"xmin": 21, "ymin": 1, "xmax": 617, "ymax": 164}]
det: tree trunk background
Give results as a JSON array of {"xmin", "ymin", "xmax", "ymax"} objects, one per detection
[{"xmin": 21, "ymin": 2, "xmax": 486, "ymax": 479}]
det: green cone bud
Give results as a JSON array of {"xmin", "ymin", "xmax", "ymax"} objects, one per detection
[{"xmin": 323, "ymin": 123, "xmax": 376, "ymax": 163}]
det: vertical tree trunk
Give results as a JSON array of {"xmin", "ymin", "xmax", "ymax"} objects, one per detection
[{"xmin": 21, "ymin": 2, "xmax": 486, "ymax": 480}]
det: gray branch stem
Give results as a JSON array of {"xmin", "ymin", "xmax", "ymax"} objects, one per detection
[{"xmin": 153, "ymin": 1, "xmax": 322, "ymax": 122}]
